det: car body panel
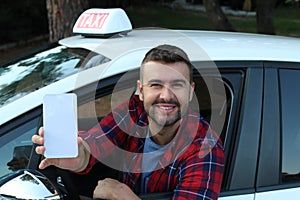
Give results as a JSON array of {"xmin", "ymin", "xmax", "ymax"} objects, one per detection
[
  {"xmin": 61, "ymin": 29, "xmax": 300, "ymax": 62},
  {"xmin": 255, "ymin": 187, "xmax": 300, "ymax": 199},
  {"xmin": 219, "ymin": 194, "xmax": 254, "ymax": 200}
]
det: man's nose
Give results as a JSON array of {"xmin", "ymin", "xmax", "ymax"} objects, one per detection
[{"xmin": 159, "ymin": 85, "xmax": 174, "ymax": 101}]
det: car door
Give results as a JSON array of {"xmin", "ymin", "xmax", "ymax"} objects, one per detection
[
  {"xmin": 255, "ymin": 62, "xmax": 300, "ymax": 200},
  {"xmin": 0, "ymin": 61, "xmax": 264, "ymax": 199}
]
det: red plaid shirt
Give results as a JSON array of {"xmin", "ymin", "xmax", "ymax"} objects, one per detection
[{"xmin": 79, "ymin": 95, "xmax": 224, "ymax": 200}]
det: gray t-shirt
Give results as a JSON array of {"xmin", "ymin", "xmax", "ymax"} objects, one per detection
[{"xmin": 140, "ymin": 133, "xmax": 170, "ymax": 194}]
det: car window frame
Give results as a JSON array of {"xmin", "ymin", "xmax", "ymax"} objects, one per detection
[
  {"xmin": 217, "ymin": 61, "xmax": 263, "ymax": 197},
  {"xmin": 256, "ymin": 61, "xmax": 300, "ymax": 193}
]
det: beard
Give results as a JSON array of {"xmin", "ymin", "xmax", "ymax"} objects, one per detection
[{"xmin": 145, "ymin": 98, "xmax": 185, "ymax": 127}]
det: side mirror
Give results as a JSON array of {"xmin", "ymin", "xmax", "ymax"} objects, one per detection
[{"xmin": 0, "ymin": 169, "xmax": 63, "ymax": 199}]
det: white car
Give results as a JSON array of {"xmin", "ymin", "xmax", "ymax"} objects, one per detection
[{"xmin": 1, "ymin": 8, "xmax": 300, "ymax": 200}]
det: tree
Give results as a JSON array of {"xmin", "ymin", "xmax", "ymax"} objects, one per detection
[
  {"xmin": 203, "ymin": 0, "xmax": 235, "ymax": 31},
  {"xmin": 46, "ymin": 0, "xmax": 89, "ymax": 43},
  {"xmin": 204, "ymin": 0, "xmax": 277, "ymax": 35},
  {"xmin": 255, "ymin": 0, "xmax": 277, "ymax": 35}
]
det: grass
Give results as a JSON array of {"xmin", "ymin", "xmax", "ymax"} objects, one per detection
[
  {"xmin": 125, "ymin": 5, "xmax": 300, "ymax": 37},
  {"xmin": 126, "ymin": 6, "xmax": 213, "ymax": 30},
  {"xmin": 274, "ymin": 7, "xmax": 300, "ymax": 37}
]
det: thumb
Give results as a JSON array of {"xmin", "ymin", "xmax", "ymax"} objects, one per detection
[{"xmin": 78, "ymin": 136, "xmax": 90, "ymax": 153}]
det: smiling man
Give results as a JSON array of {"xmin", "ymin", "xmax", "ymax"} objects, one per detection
[
  {"xmin": 33, "ymin": 44, "xmax": 225, "ymax": 200},
  {"xmin": 137, "ymin": 47, "xmax": 195, "ymax": 145}
]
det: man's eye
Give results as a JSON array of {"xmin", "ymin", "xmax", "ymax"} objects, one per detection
[
  {"xmin": 172, "ymin": 83, "xmax": 185, "ymax": 89},
  {"xmin": 149, "ymin": 83, "xmax": 163, "ymax": 88}
]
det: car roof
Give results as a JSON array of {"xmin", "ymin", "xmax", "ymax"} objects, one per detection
[
  {"xmin": 60, "ymin": 29, "xmax": 300, "ymax": 62},
  {"xmin": 1, "ymin": 29, "xmax": 300, "ymax": 125}
]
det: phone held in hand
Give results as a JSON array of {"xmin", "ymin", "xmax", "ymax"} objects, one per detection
[{"xmin": 43, "ymin": 93, "xmax": 78, "ymax": 158}]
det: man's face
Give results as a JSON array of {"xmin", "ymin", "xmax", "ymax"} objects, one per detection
[{"xmin": 137, "ymin": 61, "xmax": 195, "ymax": 127}]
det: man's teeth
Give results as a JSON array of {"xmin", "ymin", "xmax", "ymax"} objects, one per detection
[{"xmin": 159, "ymin": 106, "xmax": 173, "ymax": 110}]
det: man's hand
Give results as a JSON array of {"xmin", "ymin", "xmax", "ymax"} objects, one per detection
[
  {"xmin": 32, "ymin": 127, "xmax": 90, "ymax": 172},
  {"xmin": 93, "ymin": 178, "xmax": 141, "ymax": 200}
]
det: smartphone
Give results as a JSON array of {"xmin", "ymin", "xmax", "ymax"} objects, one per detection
[{"xmin": 43, "ymin": 93, "xmax": 78, "ymax": 158}]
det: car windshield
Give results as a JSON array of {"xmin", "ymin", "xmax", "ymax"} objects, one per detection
[{"xmin": 0, "ymin": 45, "xmax": 109, "ymax": 107}]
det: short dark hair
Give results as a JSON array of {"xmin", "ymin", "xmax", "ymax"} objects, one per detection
[{"xmin": 141, "ymin": 44, "xmax": 193, "ymax": 83}]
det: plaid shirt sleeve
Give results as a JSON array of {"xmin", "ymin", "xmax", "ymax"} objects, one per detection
[{"xmin": 77, "ymin": 94, "xmax": 145, "ymax": 174}]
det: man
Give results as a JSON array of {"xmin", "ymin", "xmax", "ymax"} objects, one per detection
[{"xmin": 33, "ymin": 44, "xmax": 224, "ymax": 200}]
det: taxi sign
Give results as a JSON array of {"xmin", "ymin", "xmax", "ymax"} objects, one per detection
[{"xmin": 73, "ymin": 8, "xmax": 132, "ymax": 37}]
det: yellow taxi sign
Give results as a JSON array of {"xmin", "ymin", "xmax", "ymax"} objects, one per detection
[{"xmin": 73, "ymin": 8, "xmax": 132, "ymax": 37}]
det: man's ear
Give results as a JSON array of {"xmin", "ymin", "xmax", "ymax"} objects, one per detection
[{"xmin": 137, "ymin": 80, "xmax": 144, "ymax": 101}]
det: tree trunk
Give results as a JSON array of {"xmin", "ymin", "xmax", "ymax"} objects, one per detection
[
  {"xmin": 46, "ymin": 0, "xmax": 89, "ymax": 43},
  {"xmin": 203, "ymin": 0, "xmax": 235, "ymax": 31},
  {"xmin": 256, "ymin": 0, "xmax": 277, "ymax": 35}
]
